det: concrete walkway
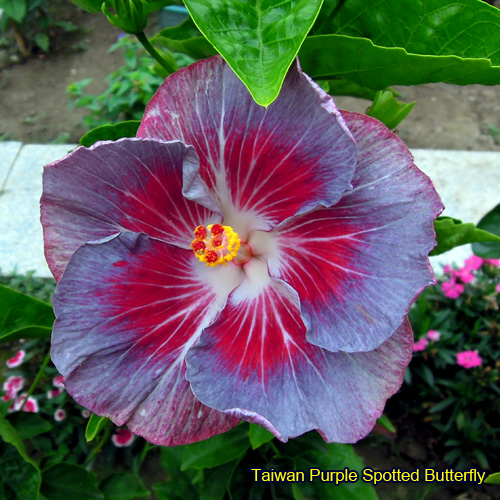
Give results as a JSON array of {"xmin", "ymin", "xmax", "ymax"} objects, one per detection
[{"xmin": 0, "ymin": 142, "xmax": 499, "ymax": 279}]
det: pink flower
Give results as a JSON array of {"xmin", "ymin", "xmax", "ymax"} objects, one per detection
[
  {"xmin": 2, "ymin": 375, "xmax": 25, "ymax": 399},
  {"xmin": 112, "ymin": 428, "xmax": 135, "ymax": 447},
  {"xmin": 413, "ymin": 338, "xmax": 429, "ymax": 352},
  {"xmin": 81, "ymin": 409, "xmax": 91, "ymax": 418},
  {"xmin": 41, "ymin": 56, "xmax": 443, "ymax": 446},
  {"xmin": 54, "ymin": 409, "xmax": 66, "ymax": 422},
  {"xmin": 426, "ymin": 330, "xmax": 441, "ymax": 342},
  {"xmin": 11, "ymin": 394, "xmax": 39, "ymax": 413},
  {"xmin": 454, "ymin": 267, "xmax": 475, "ymax": 284},
  {"xmin": 456, "ymin": 350, "xmax": 482, "ymax": 369},
  {"xmin": 496, "ymin": 283, "xmax": 500, "ymax": 293},
  {"xmin": 486, "ymin": 259, "xmax": 500, "ymax": 266},
  {"xmin": 53, "ymin": 375, "xmax": 65, "ymax": 388},
  {"xmin": 6, "ymin": 350, "xmax": 26, "ymax": 369},
  {"xmin": 47, "ymin": 388, "xmax": 63, "ymax": 399},
  {"xmin": 464, "ymin": 255, "xmax": 483, "ymax": 270},
  {"xmin": 443, "ymin": 264, "xmax": 452, "ymax": 273},
  {"xmin": 442, "ymin": 280, "xmax": 465, "ymax": 299}
]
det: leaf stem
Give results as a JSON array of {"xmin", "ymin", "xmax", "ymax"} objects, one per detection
[
  {"xmin": 135, "ymin": 31, "xmax": 176, "ymax": 74},
  {"xmin": 19, "ymin": 351, "xmax": 51, "ymax": 411},
  {"xmin": 133, "ymin": 440, "xmax": 152, "ymax": 475},
  {"xmin": 84, "ymin": 425, "xmax": 112, "ymax": 468}
]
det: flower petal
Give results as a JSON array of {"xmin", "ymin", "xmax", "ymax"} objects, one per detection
[
  {"xmin": 263, "ymin": 112, "xmax": 443, "ymax": 352},
  {"xmin": 41, "ymin": 138, "xmax": 218, "ymax": 281},
  {"xmin": 138, "ymin": 56, "xmax": 358, "ymax": 237},
  {"xmin": 187, "ymin": 277, "xmax": 413, "ymax": 443},
  {"xmin": 51, "ymin": 231, "xmax": 243, "ymax": 445}
]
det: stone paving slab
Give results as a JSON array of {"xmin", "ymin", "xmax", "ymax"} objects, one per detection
[
  {"xmin": 0, "ymin": 141, "xmax": 23, "ymax": 190},
  {"xmin": 0, "ymin": 144, "xmax": 498, "ymax": 278},
  {"xmin": 0, "ymin": 144, "xmax": 75, "ymax": 278},
  {"xmin": 413, "ymin": 149, "xmax": 500, "ymax": 271}
]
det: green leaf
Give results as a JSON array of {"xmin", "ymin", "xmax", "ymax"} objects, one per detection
[
  {"xmin": 322, "ymin": 0, "xmax": 500, "ymax": 64},
  {"xmin": 70, "ymin": 0, "xmax": 103, "ymax": 13},
  {"xmin": 200, "ymin": 461, "xmax": 240, "ymax": 500},
  {"xmin": 0, "ymin": 0, "xmax": 27, "ymax": 22},
  {"xmin": 79, "ymin": 121, "xmax": 141, "ymax": 147},
  {"xmin": 33, "ymin": 33, "xmax": 50, "ymax": 52},
  {"xmin": 183, "ymin": 0, "xmax": 324, "ymax": 106},
  {"xmin": 41, "ymin": 463, "xmax": 104, "ymax": 500},
  {"xmin": 376, "ymin": 414, "xmax": 396, "ymax": 434},
  {"xmin": 0, "ymin": 413, "xmax": 40, "ymax": 471},
  {"xmin": 366, "ymin": 90, "xmax": 414, "ymax": 130},
  {"xmin": 181, "ymin": 425, "xmax": 249, "ymax": 470},
  {"xmin": 0, "ymin": 446, "xmax": 41, "ymax": 500},
  {"xmin": 0, "ymin": 285, "xmax": 54, "ymax": 343},
  {"xmin": 431, "ymin": 217, "xmax": 500, "ymax": 256},
  {"xmin": 156, "ymin": 447, "xmax": 198, "ymax": 499},
  {"xmin": 153, "ymin": 17, "xmax": 216, "ymax": 61},
  {"xmin": 325, "ymin": 79, "xmax": 377, "ymax": 100},
  {"xmin": 85, "ymin": 413, "xmax": 111, "ymax": 442},
  {"xmin": 300, "ymin": 34, "xmax": 500, "ymax": 90},
  {"xmin": 485, "ymin": 472, "xmax": 500, "ymax": 484},
  {"xmin": 0, "ymin": 413, "xmax": 42, "ymax": 499},
  {"xmin": 429, "ymin": 397, "xmax": 456, "ymax": 414},
  {"xmin": 472, "ymin": 203, "xmax": 500, "ymax": 258},
  {"xmin": 100, "ymin": 473, "xmax": 149, "ymax": 500},
  {"xmin": 248, "ymin": 423, "xmax": 274, "ymax": 450},
  {"xmin": 289, "ymin": 434, "xmax": 378, "ymax": 500},
  {"xmin": 7, "ymin": 413, "xmax": 52, "ymax": 440}
]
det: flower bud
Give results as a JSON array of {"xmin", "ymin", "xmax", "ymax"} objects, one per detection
[{"xmin": 102, "ymin": 0, "xmax": 148, "ymax": 34}]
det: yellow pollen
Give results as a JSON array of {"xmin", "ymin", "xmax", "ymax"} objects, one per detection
[{"xmin": 191, "ymin": 224, "xmax": 241, "ymax": 267}]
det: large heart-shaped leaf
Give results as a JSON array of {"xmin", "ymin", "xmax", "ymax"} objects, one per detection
[
  {"xmin": 181, "ymin": 425, "xmax": 249, "ymax": 470},
  {"xmin": 41, "ymin": 464, "xmax": 103, "ymax": 500},
  {"xmin": 183, "ymin": 0, "xmax": 323, "ymax": 106},
  {"xmin": 0, "ymin": 414, "xmax": 41, "ymax": 499},
  {"xmin": 303, "ymin": 0, "xmax": 500, "ymax": 88},
  {"xmin": 319, "ymin": 0, "xmax": 500, "ymax": 63},
  {"xmin": 300, "ymin": 34, "xmax": 500, "ymax": 89},
  {"xmin": 0, "ymin": 286, "xmax": 54, "ymax": 343}
]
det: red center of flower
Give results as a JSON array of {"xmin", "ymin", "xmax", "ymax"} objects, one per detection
[{"xmin": 191, "ymin": 224, "xmax": 241, "ymax": 267}]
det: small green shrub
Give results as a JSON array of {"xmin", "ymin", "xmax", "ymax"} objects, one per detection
[
  {"xmin": 0, "ymin": 0, "xmax": 77, "ymax": 57},
  {"xmin": 67, "ymin": 35, "xmax": 164, "ymax": 129},
  {"xmin": 404, "ymin": 256, "xmax": 500, "ymax": 469}
]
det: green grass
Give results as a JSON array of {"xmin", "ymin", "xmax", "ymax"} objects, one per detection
[{"xmin": 0, "ymin": 270, "xmax": 56, "ymax": 303}]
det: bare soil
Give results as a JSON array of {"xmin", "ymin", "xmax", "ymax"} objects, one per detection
[{"xmin": 1, "ymin": 8, "xmax": 500, "ymax": 150}]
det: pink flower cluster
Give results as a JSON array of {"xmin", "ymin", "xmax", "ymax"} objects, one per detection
[
  {"xmin": 456, "ymin": 350, "xmax": 482, "ymax": 369},
  {"xmin": 2, "ymin": 346, "xmax": 67, "ymax": 416},
  {"xmin": 413, "ymin": 330, "xmax": 441, "ymax": 352},
  {"xmin": 440, "ymin": 256, "xmax": 500, "ymax": 299},
  {"xmin": 2, "ymin": 375, "xmax": 25, "ymax": 401},
  {"xmin": 2, "ymin": 381, "xmax": 38, "ymax": 413},
  {"xmin": 3, "ymin": 352, "xmax": 38, "ymax": 413}
]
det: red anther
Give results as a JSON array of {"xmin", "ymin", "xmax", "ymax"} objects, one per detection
[
  {"xmin": 191, "ymin": 240, "xmax": 206, "ymax": 252},
  {"xmin": 194, "ymin": 225, "xmax": 207, "ymax": 239},
  {"xmin": 205, "ymin": 250, "xmax": 218, "ymax": 263},
  {"xmin": 210, "ymin": 224, "xmax": 224, "ymax": 236},
  {"xmin": 211, "ymin": 235, "xmax": 223, "ymax": 247}
]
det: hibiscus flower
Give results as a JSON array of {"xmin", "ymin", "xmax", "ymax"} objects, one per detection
[{"xmin": 41, "ymin": 56, "xmax": 442, "ymax": 445}]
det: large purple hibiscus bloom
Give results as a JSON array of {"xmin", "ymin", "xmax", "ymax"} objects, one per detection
[{"xmin": 41, "ymin": 56, "xmax": 442, "ymax": 446}]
